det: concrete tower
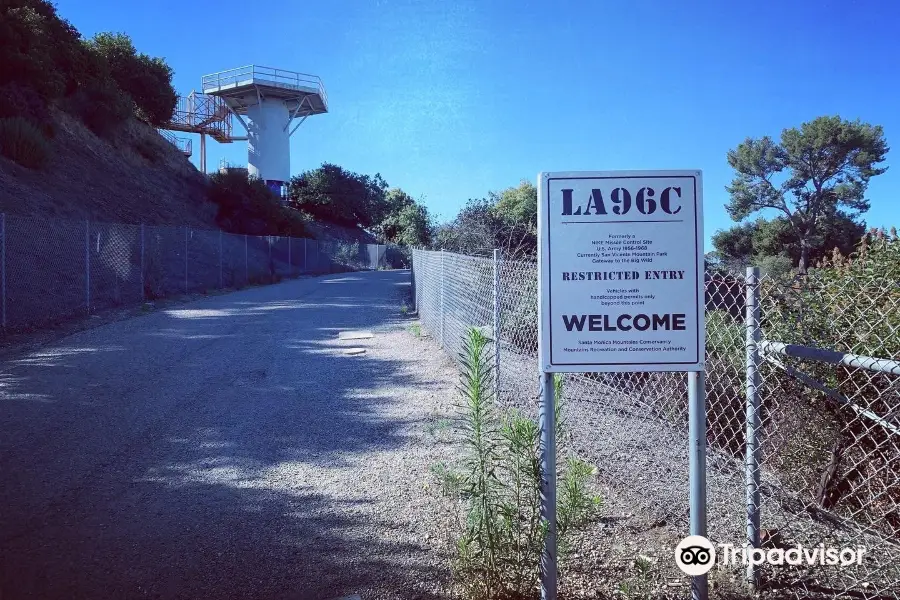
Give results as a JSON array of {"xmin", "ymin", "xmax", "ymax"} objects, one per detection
[{"xmin": 202, "ymin": 66, "xmax": 328, "ymax": 196}]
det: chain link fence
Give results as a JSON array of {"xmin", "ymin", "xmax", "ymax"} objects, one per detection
[
  {"xmin": 412, "ymin": 247, "xmax": 899, "ymax": 599},
  {"xmin": 0, "ymin": 213, "xmax": 396, "ymax": 335}
]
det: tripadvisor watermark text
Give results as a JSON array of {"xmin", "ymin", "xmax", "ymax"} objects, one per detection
[
  {"xmin": 719, "ymin": 542, "xmax": 866, "ymax": 567},
  {"xmin": 674, "ymin": 535, "xmax": 866, "ymax": 576}
]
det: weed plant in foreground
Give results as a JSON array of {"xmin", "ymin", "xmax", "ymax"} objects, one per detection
[{"xmin": 437, "ymin": 326, "xmax": 601, "ymax": 599}]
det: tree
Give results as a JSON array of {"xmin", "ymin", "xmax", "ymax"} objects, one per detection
[
  {"xmin": 435, "ymin": 198, "xmax": 500, "ymax": 256},
  {"xmin": 393, "ymin": 203, "xmax": 433, "ymax": 247},
  {"xmin": 375, "ymin": 188, "xmax": 433, "ymax": 247},
  {"xmin": 88, "ymin": 32, "xmax": 177, "ymax": 126},
  {"xmin": 712, "ymin": 213, "xmax": 866, "ymax": 273},
  {"xmin": 435, "ymin": 180, "xmax": 539, "ymax": 259},
  {"xmin": 725, "ymin": 116, "xmax": 888, "ymax": 273},
  {"xmin": 494, "ymin": 179, "xmax": 537, "ymax": 227},
  {"xmin": 711, "ymin": 221, "xmax": 757, "ymax": 269},
  {"xmin": 207, "ymin": 169, "xmax": 307, "ymax": 237},
  {"xmin": 0, "ymin": 0, "xmax": 83, "ymax": 99},
  {"xmin": 288, "ymin": 163, "xmax": 388, "ymax": 228}
]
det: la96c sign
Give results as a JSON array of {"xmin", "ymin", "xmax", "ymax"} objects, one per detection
[{"xmin": 537, "ymin": 170, "xmax": 705, "ymax": 373}]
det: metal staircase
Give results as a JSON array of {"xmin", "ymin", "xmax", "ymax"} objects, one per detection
[
  {"xmin": 157, "ymin": 129, "xmax": 192, "ymax": 156},
  {"xmin": 159, "ymin": 91, "xmax": 246, "ymax": 171}
]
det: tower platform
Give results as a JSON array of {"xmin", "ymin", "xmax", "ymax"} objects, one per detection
[{"xmin": 201, "ymin": 65, "xmax": 328, "ymax": 116}]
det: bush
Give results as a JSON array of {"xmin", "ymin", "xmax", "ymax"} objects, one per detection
[
  {"xmin": 0, "ymin": 82, "xmax": 53, "ymax": 136},
  {"xmin": 0, "ymin": 0, "xmax": 83, "ymax": 99},
  {"xmin": 0, "ymin": 117, "xmax": 50, "ymax": 169},
  {"xmin": 499, "ymin": 269, "xmax": 539, "ymax": 355},
  {"xmin": 288, "ymin": 163, "xmax": 389, "ymax": 228},
  {"xmin": 61, "ymin": 76, "xmax": 132, "ymax": 136},
  {"xmin": 703, "ymin": 309, "xmax": 750, "ymax": 456},
  {"xmin": 209, "ymin": 170, "xmax": 309, "ymax": 237},
  {"xmin": 1, "ymin": 3, "xmax": 179, "ymax": 134},
  {"xmin": 761, "ymin": 229, "xmax": 900, "ymax": 531},
  {"xmin": 384, "ymin": 244, "xmax": 411, "ymax": 269},
  {"xmin": 333, "ymin": 241, "xmax": 362, "ymax": 268},
  {"xmin": 755, "ymin": 253, "xmax": 793, "ymax": 279},
  {"xmin": 87, "ymin": 33, "xmax": 176, "ymax": 126},
  {"xmin": 442, "ymin": 327, "xmax": 600, "ymax": 598}
]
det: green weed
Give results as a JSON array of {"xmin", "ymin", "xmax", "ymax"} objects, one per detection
[{"xmin": 447, "ymin": 327, "xmax": 601, "ymax": 599}]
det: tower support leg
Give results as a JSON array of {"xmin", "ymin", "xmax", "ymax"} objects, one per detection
[{"xmin": 200, "ymin": 133, "xmax": 207, "ymax": 173}]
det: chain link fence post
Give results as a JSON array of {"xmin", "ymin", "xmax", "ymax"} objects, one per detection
[
  {"xmin": 244, "ymin": 234, "xmax": 248, "ymax": 284},
  {"xmin": 493, "ymin": 248, "xmax": 501, "ymax": 401},
  {"xmin": 540, "ymin": 370, "xmax": 557, "ymax": 600},
  {"xmin": 689, "ymin": 370, "xmax": 709, "ymax": 600},
  {"xmin": 185, "ymin": 227, "xmax": 189, "ymax": 294},
  {"xmin": 745, "ymin": 266, "xmax": 762, "ymax": 589},
  {"xmin": 440, "ymin": 249, "xmax": 445, "ymax": 348},
  {"xmin": 140, "ymin": 223, "xmax": 145, "ymax": 302},
  {"xmin": 412, "ymin": 247, "xmax": 417, "ymax": 314},
  {"xmin": 85, "ymin": 219, "xmax": 90, "ymax": 314},
  {"xmin": 288, "ymin": 235, "xmax": 292, "ymax": 277},
  {"xmin": 219, "ymin": 229, "xmax": 223, "ymax": 289},
  {"xmin": 1, "ymin": 213, "xmax": 5, "ymax": 329}
]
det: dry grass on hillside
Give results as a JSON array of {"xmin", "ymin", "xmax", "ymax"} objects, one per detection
[
  {"xmin": 304, "ymin": 219, "xmax": 378, "ymax": 244},
  {"xmin": 0, "ymin": 110, "xmax": 218, "ymax": 227}
]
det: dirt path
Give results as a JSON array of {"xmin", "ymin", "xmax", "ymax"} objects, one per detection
[{"xmin": 0, "ymin": 270, "xmax": 460, "ymax": 600}]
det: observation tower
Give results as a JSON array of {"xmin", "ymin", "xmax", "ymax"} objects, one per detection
[{"xmin": 201, "ymin": 65, "xmax": 329, "ymax": 196}]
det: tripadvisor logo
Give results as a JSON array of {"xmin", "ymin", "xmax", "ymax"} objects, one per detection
[
  {"xmin": 674, "ymin": 535, "xmax": 868, "ymax": 575},
  {"xmin": 675, "ymin": 535, "xmax": 716, "ymax": 576}
]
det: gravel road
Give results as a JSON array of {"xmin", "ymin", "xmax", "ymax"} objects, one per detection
[{"xmin": 0, "ymin": 270, "xmax": 460, "ymax": 600}]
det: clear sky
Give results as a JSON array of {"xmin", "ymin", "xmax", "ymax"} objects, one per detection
[{"xmin": 56, "ymin": 0, "xmax": 899, "ymax": 245}]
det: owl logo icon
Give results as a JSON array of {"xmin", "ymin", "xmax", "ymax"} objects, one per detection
[{"xmin": 675, "ymin": 535, "xmax": 716, "ymax": 575}]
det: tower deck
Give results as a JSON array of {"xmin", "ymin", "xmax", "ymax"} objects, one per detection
[{"xmin": 201, "ymin": 65, "xmax": 328, "ymax": 116}]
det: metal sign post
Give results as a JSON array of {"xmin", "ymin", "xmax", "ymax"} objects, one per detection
[{"xmin": 537, "ymin": 170, "xmax": 706, "ymax": 600}]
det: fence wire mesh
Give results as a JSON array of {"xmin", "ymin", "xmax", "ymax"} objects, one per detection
[
  {"xmin": 0, "ymin": 214, "xmax": 395, "ymax": 336},
  {"xmin": 412, "ymin": 247, "xmax": 899, "ymax": 599}
]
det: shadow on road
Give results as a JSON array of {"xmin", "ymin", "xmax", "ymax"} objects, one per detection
[{"xmin": 0, "ymin": 270, "xmax": 449, "ymax": 599}]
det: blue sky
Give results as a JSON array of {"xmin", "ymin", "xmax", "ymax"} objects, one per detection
[{"xmin": 57, "ymin": 0, "xmax": 899, "ymax": 245}]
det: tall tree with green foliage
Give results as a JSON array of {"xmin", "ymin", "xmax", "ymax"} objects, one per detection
[
  {"xmin": 0, "ymin": 0, "xmax": 83, "ymax": 99},
  {"xmin": 725, "ymin": 116, "xmax": 888, "ymax": 273},
  {"xmin": 493, "ymin": 179, "xmax": 537, "ymax": 227},
  {"xmin": 288, "ymin": 163, "xmax": 389, "ymax": 228},
  {"xmin": 436, "ymin": 180, "xmax": 539, "ymax": 259},
  {"xmin": 375, "ymin": 188, "xmax": 433, "ymax": 247},
  {"xmin": 88, "ymin": 32, "xmax": 176, "ymax": 126},
  {"xmin": 712, "ymin": 212, "xmax": 866, "ymax": 274}
]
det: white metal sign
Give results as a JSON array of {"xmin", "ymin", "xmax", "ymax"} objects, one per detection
[{"xmin": 538, "ymin": 170, "xmax": 705, "ymax": 372}]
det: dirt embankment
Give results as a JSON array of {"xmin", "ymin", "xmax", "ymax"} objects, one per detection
[{"xmin": 0, "ymin": 110, "xmax": 216, "ymax": 226}]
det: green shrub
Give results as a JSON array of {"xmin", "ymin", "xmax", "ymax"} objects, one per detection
[
  {"xmin": 62, "ymin": 76, "xmax": 132, "ymax": 136},
  {"xmin": 0, "ymin": 0, "xmax": 83, "ymax": 99},
  {"xmin": 208, "ymin": 170, "xmax": 309, "ymax": 237},
  {"xmin": 765, "ymin": 229, "xmax": 900, "ymax": 358},
  {"xmin": 287, "ymin": 163, "xmax": 389, "ymax": 228},
  {"xmin": 755, "ymin": 253, "xmax": 793, "ymax": 279},
  {"xmin": 0, "ymin": 82, "xmax": 53, "ymax": 136},
  {"xmin": 443, "ymin": 327, "xmax": 600, "ymax": 598},
  {"xmin": 0, "ymin": 117, "xmax": 50, "ymax": 168},
  {"xmin": 500, "ymin": 272, "xmax": 539, "ymax": 355},
  {"xmin": 1, "ymin": 3, "xmax": 180, "ymax": 134},
  {"xmin": 761, "ymin": 229, "xmax": 900, "ymax": 529},
  {"xmin": 87, "ymin": 33, "xmax": 176, "ymax": 126},
  {"xmin": 705, "ymin": 310, "xmax": 744, "ymax": 373},
  {"xmin": 333, "ymin": 241, "xmax": 362, "ymax": 268}
]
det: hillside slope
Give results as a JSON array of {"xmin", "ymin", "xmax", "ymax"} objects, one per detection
[{"xmin": 0, "ymin": 109, "xmax": 216, "ymax": 226}]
